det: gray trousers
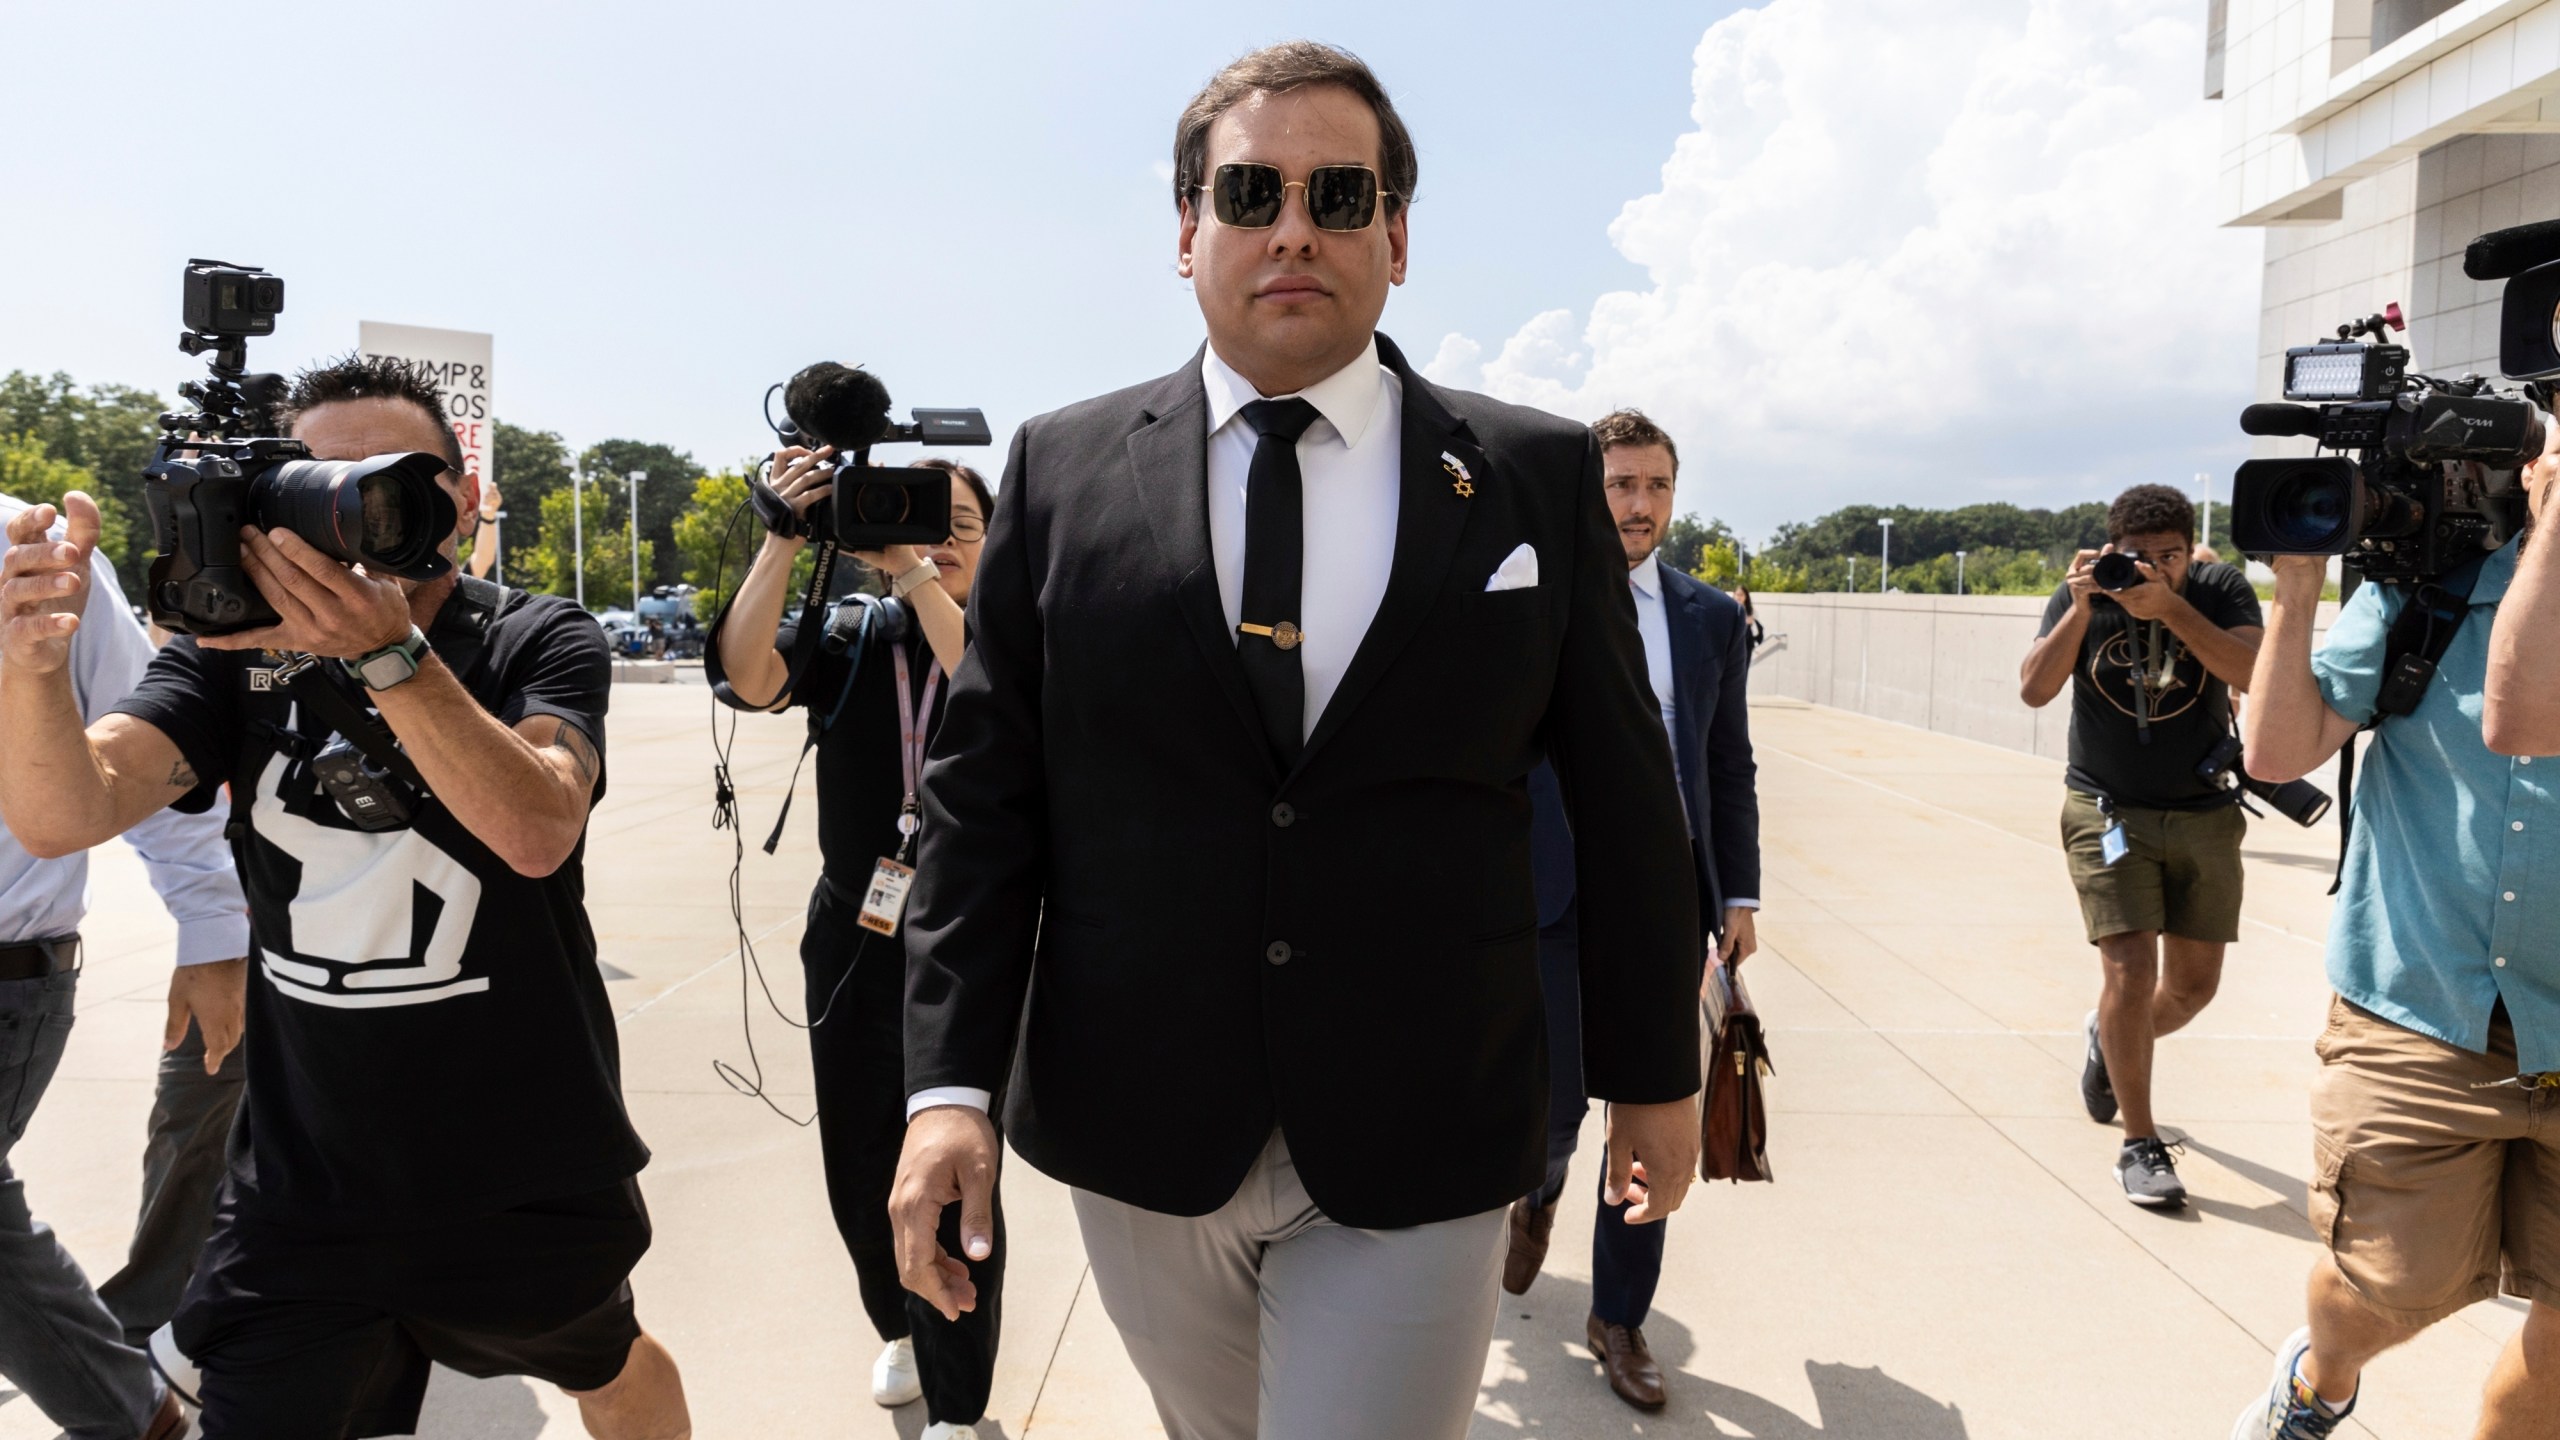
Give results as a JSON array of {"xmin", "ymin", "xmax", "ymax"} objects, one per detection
[
  {"xmin": 0, "ymin": 969, "xmax": 159, "ymax": 1440},
  {"xmin": 98, "ymin": 1017, "xmax": 243, "ymax": 1346},
  {"xmin": 1072, "ymin": 1132, "xmax": 1506, "ymax": 1440}
]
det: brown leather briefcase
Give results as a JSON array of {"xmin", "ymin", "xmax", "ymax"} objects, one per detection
[{"xmin": 1699, "ymin": 962, "xmax": 1774, "ymax": 1183}]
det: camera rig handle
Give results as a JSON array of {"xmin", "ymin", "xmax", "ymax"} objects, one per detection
[{"xmin": 2338, "ymin": 303, "xmax": 2406, "ymax": 346}]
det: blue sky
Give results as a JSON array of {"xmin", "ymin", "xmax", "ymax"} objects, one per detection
[{"xmin": 3, "ymin": 1, "xmax": 2256, "ymax": 542}]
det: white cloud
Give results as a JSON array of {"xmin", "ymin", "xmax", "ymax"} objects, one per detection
[{"xmin": 1429, "ymin": 0, "xmax": 2261, "ymax": 539}]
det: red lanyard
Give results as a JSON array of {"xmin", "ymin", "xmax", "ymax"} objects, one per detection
[{"xmin": 891, "ymin": 645, "xmax": 943, "ymax": 860}]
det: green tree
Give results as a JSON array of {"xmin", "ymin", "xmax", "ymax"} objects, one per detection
[
  {"xmin": 0, "ymin": 432, "xmax": 136, "ymax": 593},
  {"xmin": 1658, "ymin": 514, "xmax": 1740, "ymax": 578},
  {"xmin": 579, "ymin": 440, "xmax": 703, "ymax": 590},
  {"xmin": 1762, "ymin": 500, "xmax": 2115, "ymax": 576},
  {"xmin": 489, "ymin": 422, "xmax": 576, "ymax": 559},
  {"xmin": 673, "ymin": 469, "xmax": 819, "ymax": 620},
  {"xmin": 514, "ymin": 480, "xmax": 651, "ymax": 609},
  {"xmin": 0, "ymin": 372, "xmax": 171, "ymax": 599},
  {"xmin": 1881, "ymin": 545, "xmax": 2065, "ymax": 595}
]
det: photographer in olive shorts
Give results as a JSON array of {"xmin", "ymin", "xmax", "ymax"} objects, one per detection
[{"xmin": 2021, "ymin": 485, "xmax": 2264, "ymax": 1208}]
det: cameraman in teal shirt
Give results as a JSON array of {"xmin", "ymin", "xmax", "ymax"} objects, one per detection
[{"xmin": 2231, "ymin": 461, "xmax": 2559, "ymax": 1439}]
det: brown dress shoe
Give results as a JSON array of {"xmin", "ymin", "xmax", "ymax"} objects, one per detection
[
  {"xmin": 142, "ymin": 1386, "xmax": 190, "ymax": 1440},
  {"xmin": 1501, "ymin": 1197, "xmax": 1557, "ymax": 1295},
  {"xmin": 1585, "ymin": 1313, "xmax": 1668, "ymax": 1410}
]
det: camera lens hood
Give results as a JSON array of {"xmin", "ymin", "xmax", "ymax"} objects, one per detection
[{"xmin": 251, "ymin": 451, "xmax": 459, "ymax": 581}]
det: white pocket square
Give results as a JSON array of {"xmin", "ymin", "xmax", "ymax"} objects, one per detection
[{"xmin": 1485, "ymin": 543, "xmax": 1539, "ymax": 592}]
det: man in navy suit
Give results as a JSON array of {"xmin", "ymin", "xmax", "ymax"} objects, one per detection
[{"xmin": 1503, "ymin": 409, "xmax": 1762, "ymax": 1412}]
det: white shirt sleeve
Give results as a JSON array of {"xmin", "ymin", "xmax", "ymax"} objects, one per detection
[
  {"xmin": 72, "ymin": 548, "xmax": 250, "ymax": 967},
  {"xmin": 906, "ymin": 1086, "xmax": 993, "ymax": 1120}
]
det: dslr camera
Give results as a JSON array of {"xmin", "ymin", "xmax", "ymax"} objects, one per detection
[
  {"xmin": 2230, "ymin": 301, "xmax": 2540, "ymax": 586},
  {"xmin": 2090, "ymin": 551, "xmax": 2150, "ymax": 594},
  {"xmin": 2196, "ymin": 734, "xmax": 2332, "ymax": 828},
  {"xmin": 143, "ymin": 260, "xmax": 458, "ymax": 635},
  {"xmin": 754, "ymin": 362, "xmax": 989, "ymax": 549}
]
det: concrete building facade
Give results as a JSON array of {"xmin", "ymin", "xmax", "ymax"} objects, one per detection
[{"xmin": 2215, "ymin": 1, "xmax": 2560, "ymax": 426}]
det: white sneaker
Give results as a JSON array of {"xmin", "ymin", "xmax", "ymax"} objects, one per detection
[
  {"xmin": 921, "ymin": 1425, "xmax": 981, "ymax": 1440},
  {"xmin": 871, "ymin": 1336, "xmax": 922, "ymax": 1407}
]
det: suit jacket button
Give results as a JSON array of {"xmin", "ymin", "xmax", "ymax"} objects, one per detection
[
  {"xmin": 1271, "ymin": 803, "xmax": 1296, "ymax": 828},
  {"xmin": 1265, "ymin": 941, "xmax": 1292, "ymax": 966}
]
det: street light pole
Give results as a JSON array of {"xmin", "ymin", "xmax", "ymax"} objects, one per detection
[
  {"xmin": 627, "ymin": 470, "xmax": 646, "ymax": 613},
  {"xmin": 1956, "ymin": 549, "xmax": 1968, "ymax": 596},
  {"xmin": 2197, "ymin": 470, "xmax": 2212, "ymax": 551},
  {"xmin": 572, "ymin": 469, "xmax": 585, "ymax": 611},
  {"xmin": 1878, "ymin": 517, "xmax": 1894, "ymax": 593}
]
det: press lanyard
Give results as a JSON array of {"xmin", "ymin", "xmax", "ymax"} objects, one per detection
[{"xmin": 891, "ymin": 645, "xmax": 943, "ymax": 863}]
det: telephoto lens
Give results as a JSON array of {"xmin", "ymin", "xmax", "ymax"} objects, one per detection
[
  {"xmin": 2092, "ymin": 552, "xmax": 2147, "ymax": 591},
  {"xmin": 2241, "ymin": 773, "xmax": 2335, "ymax": 827},
  {"xmin": 252, "ymin": 452, "xmax": 458, "ymax": 578}
]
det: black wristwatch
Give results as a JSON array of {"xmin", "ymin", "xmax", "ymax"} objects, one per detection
[{"xmin": 342, "ymin": 627, "xmax": 430, "ymax": 692}]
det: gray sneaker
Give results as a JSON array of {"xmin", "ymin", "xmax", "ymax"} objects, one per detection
[
  {"xmin": 2115, "ymin": 1136, "xmax": 2187, "ymax": 1208},
  {"xmin": 2080, "ymin": 1009, "xmax": 2117, "ymax": 1124},
  {"xmin": 2232, "ymin": 1327, "xmax": 2354, "ymax": 1439}
]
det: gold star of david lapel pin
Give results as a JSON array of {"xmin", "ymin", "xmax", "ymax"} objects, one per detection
[{"xmin": 1441, "ymin": 451, "xmax": 1474, "ymax": 498}]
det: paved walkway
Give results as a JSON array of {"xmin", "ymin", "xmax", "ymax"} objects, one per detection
[{"xmin": 0, "ymin": 687, "xmax": 2522, "ymax": 1438}]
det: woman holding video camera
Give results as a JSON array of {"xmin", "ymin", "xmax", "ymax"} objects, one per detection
[{"xmin": 707, "ymin": 447, "xmax": 995, "ymax": 1440}]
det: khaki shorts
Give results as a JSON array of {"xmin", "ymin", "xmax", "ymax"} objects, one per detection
[
  {"xmin": 2310, "ymin": 997, "xmax": 2560, "ymax": 1325},
  {"xmin": 2058, "ymin": 790, "xmax": 2245, "ymax": 944}
]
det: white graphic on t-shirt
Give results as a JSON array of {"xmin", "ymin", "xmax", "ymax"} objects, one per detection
[{"xmin": 250, "ymin": 739, "xmax": 489, "ymax": 1008}]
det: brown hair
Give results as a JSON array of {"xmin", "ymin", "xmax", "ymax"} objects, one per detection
[
  {"xmin": 1591, "ymin": 408, "xmax": 1679, "ymax": 475},
  {"xmin": 2107, "ymin": 483, "xmax": 2196, "ymax": 544},
  {"xmin": 1172, "ymin": 42, "xmax": 1417, "ymax": 217}
]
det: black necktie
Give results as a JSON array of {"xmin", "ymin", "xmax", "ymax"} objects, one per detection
[{"xmin": 1237, "ymin": 398, "xmax": 1321, "ymax": 767}]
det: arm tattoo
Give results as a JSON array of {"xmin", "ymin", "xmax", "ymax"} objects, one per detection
[
  {"xmin": 546, "ymin": 718, "xmax": 598, "ymax": 788},
  {"xmin": 167, "ymin": 758, "xmax": 197, "ymax": 791}
]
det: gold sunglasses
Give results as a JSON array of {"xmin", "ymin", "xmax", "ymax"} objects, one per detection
[{"xmin": 1197, "ymin": 163, "xmax": 1401, "ymax": 232}]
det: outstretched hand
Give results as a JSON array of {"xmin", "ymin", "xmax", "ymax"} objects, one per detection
[
  {"xmin": 890, "ymin": 1105, "xmax": 1000, "ymax": 1321},
  {"xmin": 0, "ymin": 493, "xmax": 101, "ymax": 674}
]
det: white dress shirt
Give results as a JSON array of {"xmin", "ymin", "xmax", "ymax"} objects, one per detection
[
  {"xmin": 1627, "ymin": 554, "xmax": 1679, "ymax": 753},
  {"xmin": 1627, "ymin": 550, "xmax": 1756, "ymax": 915},
  {"xmin": 1201, "ymin": 339, "xmax": 1403, "ymax": 739},
  {"xmin": 0, "ymin": 497, "xmax": 249, "ymax": 964},
  {"xmin": 908, "ymin": 340, "xmax": 1408, "ymax": 1121}
]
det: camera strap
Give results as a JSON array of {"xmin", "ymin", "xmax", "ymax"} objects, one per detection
[
  {"xmin": 703, "ymin": 541, "xmax": 841, "ymax": 712},
  {"xmin": 2327, "ymin": 555, "xmax": 2488, "ymax": 893},
  {"xmin": 273, "ymin": 658, "xmax": 430, "ymax": 798}
]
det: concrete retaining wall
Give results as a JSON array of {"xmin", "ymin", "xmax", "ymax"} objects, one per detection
[{"xmin": 1748, "ymin": 591, "xmax": 2340, "ymax": 760}]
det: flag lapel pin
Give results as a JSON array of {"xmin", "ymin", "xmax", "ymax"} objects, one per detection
[{"xmin": 1442, "ymin": 451, "xmax": 1475, "ymax": 498}]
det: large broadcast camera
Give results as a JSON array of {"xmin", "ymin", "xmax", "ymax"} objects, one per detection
[
  {"xmin": 2228, "ymin": 217, "xmax": 2560, "ymax": 585},
  {"xmin": 143, "ymin": 260, "xmax": 458, "ymax": 635},
  {"xmin": 754, "ymin": 362, "xmax": 989, "ymax": 550}
]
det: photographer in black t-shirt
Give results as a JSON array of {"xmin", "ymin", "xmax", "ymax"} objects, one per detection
[
  {"xmin": 0, "ymin": 357, "xmax": 689, "ymax": 1440},
  {"xmin": 706, "ymin": 450, "xmax": 997, "ymax": 1440},
  {"xmin": 2020, "ymin": 484, "xmax": 2264, "ymax": 1210}
]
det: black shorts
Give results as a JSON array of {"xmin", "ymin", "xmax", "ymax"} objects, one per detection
[{"xmin": 163, "ymin": 1180, "xmax": 651, "ymax": 1439}]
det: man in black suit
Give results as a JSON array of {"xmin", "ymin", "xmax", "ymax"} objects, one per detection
[
  {"xmin": 887, "ymin": 42, "xmax": 1702, "ymax": 1440},
  {"xmin": 1500, "ymin": 410, "xmax": 1763, "ymax": 1412}
]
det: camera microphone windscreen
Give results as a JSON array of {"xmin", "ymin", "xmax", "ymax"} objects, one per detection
[
  {"xmin": 2464, "ymin": 219, "xmax": 2560, "ymax": 280},
  {"xmin": 783, "ymin": 363, "xmax": 893, "ymax": 451},
  {"xmin": 2239, "ymin": 402, "xmax": 2326, "ymax": 438}
]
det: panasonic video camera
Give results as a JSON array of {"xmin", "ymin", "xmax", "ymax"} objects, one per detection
[
  {"xmin": 142, "ymin": 260, "xmax": 459, "ymax": 636},
  {"xmin": 754, "ymin": 362, "xmax": 990, "ymax": 550},
  {"xmin": 2230, "ymin": 301, "xmax": 2539, "ymax": 586}
]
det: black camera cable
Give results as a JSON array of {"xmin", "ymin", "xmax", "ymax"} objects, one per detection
[{"xmin": 700, "ymin": 484, "xmax": 898, "ymax": 1124}]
